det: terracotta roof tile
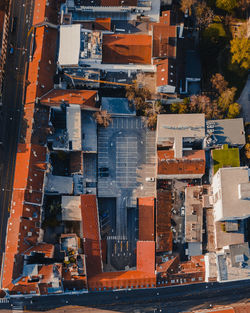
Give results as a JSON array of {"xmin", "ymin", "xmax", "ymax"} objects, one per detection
[
  {"xmin": 136, "ymin": 241, "xmax": 155, "ymax": 275},
  {"xmin": 102, "ymin": 34, "xmax": 152, "ymax": 64},
  {"xmin": 156, "ymin": 190, "xmax": 172, "ymax": 252},
  {"xmin": 155, "ymin": 58, "xmax": 169, "ymax": 87},
  {"xmin": 81, "ymin": 195, "xmax": 102, "ymax": 278},
  {"xmin": 152, "ymin": 11, "xmax": 176, "ymax": 58},
  {"xmin": 158, "ymin": 150, "xmax": 206, "ymax": 176},
  {"xmin": 40, "ymin": 89, "xmax": 97, "ymax": 108},
  {"xmin": 23, "ymin": 243, "xmax": 54, "ymax": 258},
  {"xmin": 2, "ymin": 144, "xmax": 47, "ymax": 288},
  {"xmin": 88, "ymin": 270, "xmax": 156, "ymax": 290},
  {"xmin": 138, "ymin": 197, "xmax": 155, "ymax": 241}
]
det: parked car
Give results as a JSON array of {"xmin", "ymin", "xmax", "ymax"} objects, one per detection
[
  {"xmin": 181, "ymin": 207, "xmax": 185, "ymax": 216},
  {"xmin": 11, "ymin": 17, "xmax": 17, "ymax": 32},
  {"xmin": 146, "ymin": 177, "xmax": 155, "ymax": 182}
]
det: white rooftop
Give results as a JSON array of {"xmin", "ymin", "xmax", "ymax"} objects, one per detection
[
  {"xmin": 157, "ymin": 113, "xmax": 205, "ymax": 158},
  {"xmin": 66, "ymin": 104, "xmax": 82, "ymax": 151},
  {"xmin": 61, "ymin": 196, "xmax": 81, "ymax": 221},
  {"xmin": 58, "ymin": 24, "xmax": 81, "ymax": 66},
  {"xmin": 212, "ymin": 167, "xmax": 250, "ymax": 221}
]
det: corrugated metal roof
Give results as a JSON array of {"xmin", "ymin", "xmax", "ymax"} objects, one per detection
[
  {"xmin": 102, "ymin": 34, "xmax": 152, "ymax": 64},
  {"xmin": 138, "ymin": 197, "xmax": 155, "ymax": 241}
]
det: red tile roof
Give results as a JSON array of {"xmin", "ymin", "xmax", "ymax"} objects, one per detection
[
  {"xmin": 158, "ymin": 150, "xmax": 206, "ymax": 176},
  {"xmin": 138, "ymin": 197, "xmax": 155, "ymax": 241},
  {"xmin": 156, "ymin": 190, "xmax": 172, "ymax": 253},
  {"xmin": 23, "ymin": 243, "xmax": 54, "ymax": 258},
  {"xmin": 102, "ymin": 34, "xmax": 152, "ymax": 64},
  {"xmin": 2, "ymin": 144, "xmax": 47, "ymax": 288},
  {"xmin": 152, "ymin": 11, "xmax": 176, "ymax": 58},
  {"xmin": 8, "ymin": 264, "xmax": 62, "ymax": 295},
  {"xmin": 155, "ymin": 59, "xmax": 169, "ymax": 87},
  {"xmin": 23, "ymin": 26, "xmax": 57, "ymax": 143},
  {"xmin": 40, "ymin": 89, "xmax": 97, "ymax": 108},
  {"xmin": 136, "ymin": 241, "xmax": 155, "ymax": 275},
  {"xmin": 95, "ymin": 18, "xmax": 111, "ymax": 30},
  {"xmin": 88, "ymin": 270, "xmax": 156, "ymax": 290},
  {"xmin": 157, "ymin": 256, "xmax": 179, "ymax": 274},
  {"xmin": 32, "ymin": 0, "xmax": 58, "ymax": 25},
  {"xmin": 81, "ymin": 195, "xmax": 102, "ymax": 278}
]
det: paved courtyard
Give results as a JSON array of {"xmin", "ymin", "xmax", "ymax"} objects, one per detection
[{"xmin": 97, "ymin": 117, "xmax": 156, "ymax": 237}]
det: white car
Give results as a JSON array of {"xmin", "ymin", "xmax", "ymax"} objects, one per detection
[
  {"xmin": 145, "ymin": 177, "xmax": 155, "ymax": 182},
  {"xmin": 181, "ymin": 207, "xmax": 185, "ymax": 216}
]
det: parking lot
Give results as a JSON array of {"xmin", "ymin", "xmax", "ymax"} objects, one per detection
[{"xmin": 97, "ymin": 117, "xmax": 156, "ymax": 239}]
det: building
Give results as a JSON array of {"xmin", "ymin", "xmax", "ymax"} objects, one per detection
[
  {"xmin": 138, "ymin": 197, "xmax": 155, "ymax": 241},
  {"xmin": 63, "ymin": 0, "xmax": 159, "ymax": 23},
  {"xmin": 185, "ymin": 186, "xmax": 203, "ymax": 256},
  {"xmin": 101, "ymin": 97, "xmax": 135, "ymax": 116},
  {"xmin": 152, "ymin": 11, "xmax": 177, "ymax": 93},
  {"xmin": 40, "ymin": 89, "xmax": 98, "ymax": 109},
  {"xmin": 212, "ymin": 167, "xmax": 250, "ymax": 222},
  {"xmin": 156, "ymin": 190, "xmax": 172, "ymax": 253},
  {"xmin": 157, "ymin": 114, "xmax": 206, "ymax": 179},
  {"xmin": 61, "ymin": 196, "xmax": 81, "ymax": 221},
  {"xmin": 205, "ymin": 118, "xmax": 246, "ymax": 148},
  {"xmin": 45, "ymin": 174, "xmax": 74, "ymax": 194}
]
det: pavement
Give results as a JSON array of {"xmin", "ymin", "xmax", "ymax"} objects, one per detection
[
  {"xmin": 3, "ymin": 279, "xmax": 250, "ymax": 312},
  {"xmin": 237, "ymin": 74, "xmax": 250, "ymax": 123},
  {"xmin": 97, "ymin": 117, "xmax": 156, "ymax": 238},
  {"xmin": 0, "ymin": 0, "xmax": 34, "ymax": 279}
]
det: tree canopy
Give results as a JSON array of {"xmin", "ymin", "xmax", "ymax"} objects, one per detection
[
  {"xmin": 180, "ymin": 0, "xmax": 197, "ymax": 14},
  {"xmin": 195, "ymin": 2, "xmax": 214, "ymax": 28},
  {"xmin": 93, "ymin": 110, "xmax": 112, "ymax": 128},
  {"xmin": 230, "ymin": 37, "xmax": 250, "ymax": 70},
  {"xmin": 216, "ymin": 0, "xmax": 237, "ymax": 12}
]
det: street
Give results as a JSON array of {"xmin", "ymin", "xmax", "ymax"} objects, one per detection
[
  {"xmin": 3, "ymin": 279, "xmax": 250, "ymax": 312},
  {"xmin": 0, "ymin": 0, "xmax": 34, "ymax": 275}
]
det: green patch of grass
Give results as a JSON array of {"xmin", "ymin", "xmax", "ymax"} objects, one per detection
[
  {"xmin": 212, "ymin": 144, "xmax": 240, "ymax": 174},
  {"xmin": 203, "ymin": 22, "xmax": 227, "ymax": 38}
]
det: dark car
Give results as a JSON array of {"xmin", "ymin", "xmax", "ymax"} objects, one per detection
[{"xmin": 11, "ymin": 17, "xmax": 17, "ymax": 32}]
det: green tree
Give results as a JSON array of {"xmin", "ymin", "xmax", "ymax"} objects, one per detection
[
  {"xmin": 216, "ymin": 0, "xmax": 237, "ymax": 11},
  {"xmin": 230, "ymin": 37, "xmax": 250, "ymax": 70},
  {"xmin": 227, "ymin": 102, "xmax": 240, "ymax": 118}
]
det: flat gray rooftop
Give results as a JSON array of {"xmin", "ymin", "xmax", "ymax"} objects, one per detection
[{"xmin": 81, "ymin": 110, "xmax": 97, "ymax": 152}]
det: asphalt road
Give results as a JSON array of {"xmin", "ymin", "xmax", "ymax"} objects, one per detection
[
  {"xmin": 0, "ymin": 0, "xmax": 34, "ymax": 276},
  {"xmin": 4, "ymin": 279, "xmax": 250, "ymax": 312}
]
